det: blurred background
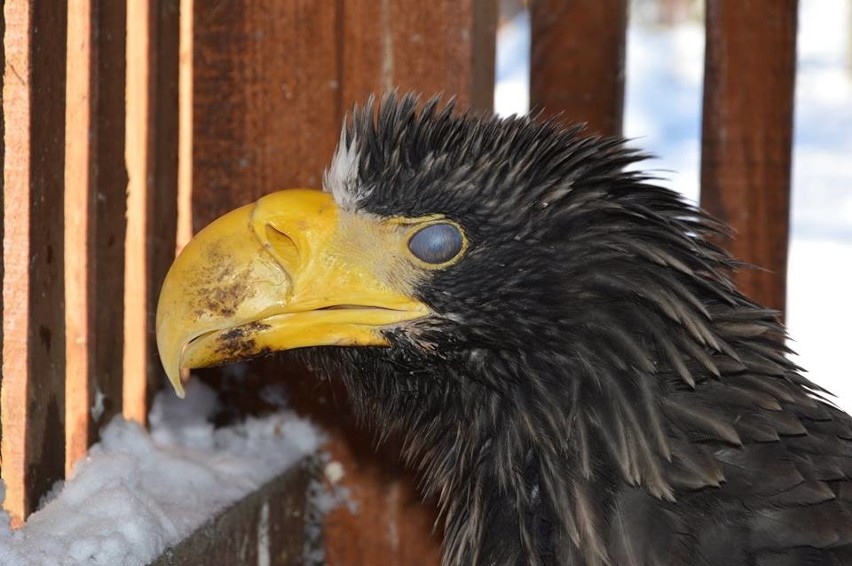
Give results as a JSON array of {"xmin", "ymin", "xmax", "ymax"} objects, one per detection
[{"xmin": 497, "ymin": 0, "xmax": 852, "ymax": 409}]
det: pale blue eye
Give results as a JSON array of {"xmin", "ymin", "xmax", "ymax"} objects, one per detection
[{"xmin": 408, "ymin": 223, "xmax": 463, "ymax": 264}]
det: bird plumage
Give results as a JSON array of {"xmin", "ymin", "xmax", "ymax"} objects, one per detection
[{"xmin": 295, "ymin": 94, "xmax": 852, "ymax": 565}]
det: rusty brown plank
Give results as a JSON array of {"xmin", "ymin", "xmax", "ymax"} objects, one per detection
[
  {"xmin": 90, "ymin": 0, "xmax": 128, "ymax": 435},
  {"xmin": 189, "ymin": 2, "xmax": 494, "ymax": 563},
  {"xmin": 340, "ymin": 0, "xmax": 496, "ymax": 113},
  {"xmin": 530, "ymin": 0, "xmax": 628, "ymax": 137},
  {"xmin": 1, "ymin": 0, "xmax": 69, "ymax": 522},
  {"xmin": 191, "ymin": 0, "xmax": 340, "ymax": 232},
  {"xmin": 147, "ymin": 0, "xmax": 182, "ymax": 413},
  {"xmin": 26, "ymin": 0, "xmax": 69, "ymax": 513},
  {"xmin": 700, "ymin": 0, "xmax": 798, "ymax": 316}
]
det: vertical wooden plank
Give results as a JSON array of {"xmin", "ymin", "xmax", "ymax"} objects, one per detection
[
  {"xmin": 340, "ymin": 0, "xmax": 496, "ymax": 113},
  {"xmin": 90, "ymin": 0, "xmax": 129, "ymax": 436},
  {"xmin": 700, "ymin": 0, "xmax": 798, "ymax": 315},
  {"xmin": 26, "ymin": 0, "xmax": 68, "ymax": 511},
  {"xmin": 64, "ymin": 0, "xmax": 94, "ymax": 474},
  {"xmin": 2, "ymin": 0, "xmax": 68, "ymax": 521},
  {"xmin": 65, "ymin": 0, "xmax": 129, "ymax": 471},
  {"xmin": 0, "ymin": 0, "xmax": 6, "ymax": 468},
  {"xmin": 1, "ymin": 1, "xmax": 31, "ymax": 519},
  {"xmin": 147, "ymin": 0, "xmax": 181, "ymax": 415},
  {"xmin": 124, "ymin": 0, "xmax": 151, "ymax": 424},
  {"xmin": 124, "ymin": 0, "xmax": 180, "ymax": 424},
  {"xmin": 190, "ymin": 1, "xmax": 495, "ymax": 563},
  {"xmin": 191, "ymin": 0, "xmax": 340, "ymax": 232},
  {"xmin": 176, "ymin": 0, "xmax": 193, "ymax": 252},
  {"xmin": 69, "ymin": 0, "xmax": 128, "ymax": 467},
  {"xmin": 529, "ymin": 0, "xmax": 628, "ymax": 137}
]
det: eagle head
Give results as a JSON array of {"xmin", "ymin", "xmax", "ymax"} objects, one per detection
[{"xmin": 157, "ymin": 94, "xmax": 840, "ymax": 566}]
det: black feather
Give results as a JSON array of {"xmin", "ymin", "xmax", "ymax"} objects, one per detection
[{"xmin": 298, "ymin": 93, "xmax": 852, "ymax": 565}]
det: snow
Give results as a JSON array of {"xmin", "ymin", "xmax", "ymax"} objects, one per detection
[
  {"xmin": 496, "ymin": 0, "xmax": 852, "ymax": 410},
  {"xmin": 0, "ymin": 380, "xmax": 322, "ymax": 566}
]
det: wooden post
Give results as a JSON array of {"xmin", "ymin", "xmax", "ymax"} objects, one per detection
[
  {"xmin": 190, "ymin": 0, "xmax": 341, "ymax": 232},
  {"xmin": 339, "ymin": 0, "xmax": 496, "ymax": 114},
  {"xmin": 124, "ymin": 0, "xmax": 151, "ymax": 424},
  {"xmin": 190, "ymin": 1, "xmax": 495, "ymax": 562},
  {"xmin": 0, "ymin": 7, "xmax": 4, "ymax": 467},
  {"xmin": 530, "ymin": 0, "xmax": 628, "ymax": 137},
  {"xmin": 700, "ymin": 0, "xmax": 798, "ymax": 316},
  {"xmin": 2, "ymin": 0, "xmax": 69, "ymax": 521},
  {"xmin": 124, "ymin": 0, "xmax": 180, "ymax": 424},
  {"xmin": 89, "ymin": 0, "xmax": 129, "ymax": 435},
  {"xmin": 64, "ymin": 0, "xmax": 128, "ymax": 471},
  {"xmin": 64, "ymin": 0, "xmax": 94, "ymax": 474},
  {"xmin": 147, "ymin": 0, "xmax": 182, "ymax": 411}
]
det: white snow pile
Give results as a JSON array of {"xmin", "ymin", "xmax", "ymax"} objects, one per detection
[{"xmin": 0, "ymin": 380, "xmax": 323, "ymax": 566}]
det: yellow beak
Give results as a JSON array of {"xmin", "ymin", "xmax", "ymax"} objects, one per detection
[{"xmin": 156, "ymin": 189, "xmax": 429, "ymax": 397}]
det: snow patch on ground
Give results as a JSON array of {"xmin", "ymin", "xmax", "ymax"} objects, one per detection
[{"xmin": 0, "ymin": 380, "xmax": 322, "ymax": 566}]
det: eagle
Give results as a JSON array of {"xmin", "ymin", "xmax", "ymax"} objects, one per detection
[{"xmin": 156, "ymin": 94, "xmax": 852, "ymax": 565}]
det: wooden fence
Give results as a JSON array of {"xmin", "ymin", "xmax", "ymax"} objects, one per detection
[{"xmin": 1, "ymin": 0, "xmax": 797, "ymax": 562}]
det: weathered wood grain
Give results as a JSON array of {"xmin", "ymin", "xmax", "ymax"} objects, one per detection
[
  {"xmin": 124, "ymin": 0, "xmax": 151, "ymax": 425},
  {"xmin": 124, "ymin": 0, "xmax": 181, "ymax": 424},
  {"xmin": 191, "ymin": 0, "xmax": 340, "ymax": 231},
  {"xmin": 0, "ymin": 0, "xmax": 7, "ymax": 478},
  {"xmin": 64, "ymin": 0, "xmax": 94, "ymax": 474},
  {"xmin": 64, "ymin": 0, "xmax": 128, "ymax": 471},
  {"xmin": 340, "ymin": 0, "xmax": 496, "ymax": 113},
  {"xmin": 89, "ymin": 0, "xmax": 129, "ymax": 439},
  {"xmin": 1, "ymin": 0, "xmax": 69, "ymax": 521},
  {"xmin": 530, "ymin": 0, "xmax": 628, "ymax": 137},
  {"xmin": 700, "ymin": 0, "xmax": 798, "ymax": 316},
  {"xmin": 147, "ymin": 0, "xmax": 182, "ymax": 414}
]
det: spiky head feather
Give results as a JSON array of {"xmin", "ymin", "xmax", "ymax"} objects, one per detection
[{"xmin": 300, "ymin": 94, "xmax": 852, "ymax": 566}]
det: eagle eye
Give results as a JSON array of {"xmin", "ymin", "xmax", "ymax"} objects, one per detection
[{"xmin": 408, "ymin": 223, "xmax": 464, "ymax": 265}]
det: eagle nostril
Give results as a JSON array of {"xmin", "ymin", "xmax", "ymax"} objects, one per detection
[{"xmin": 265, "ymin": 223, "xmax": 301, "ymax": 269}]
